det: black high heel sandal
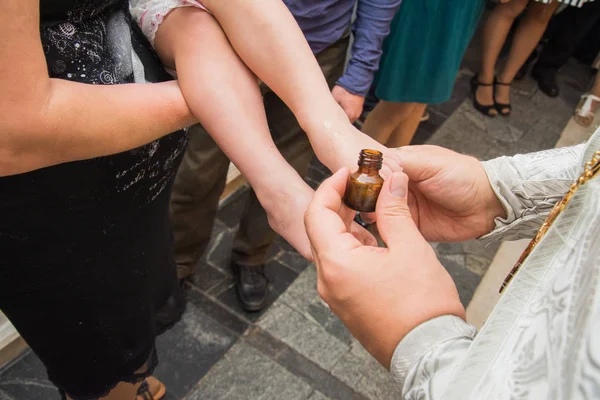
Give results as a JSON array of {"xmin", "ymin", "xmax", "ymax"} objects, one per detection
[
  {"xmin": 494, "ymin": 78, "xmax": 512, "ymax": 117},
  {"xmin": 471, "ymin": 74, "xmax": 497, "ymax": 118}
]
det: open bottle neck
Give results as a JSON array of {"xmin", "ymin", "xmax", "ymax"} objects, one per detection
[{"xmin": 357, "ymin": 149, "xmax": 383, "ymax": 172}]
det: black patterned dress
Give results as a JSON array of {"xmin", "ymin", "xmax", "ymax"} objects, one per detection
[{"xmin": 0, "ymin": 1, "xmax": 187, "ymax": 399}]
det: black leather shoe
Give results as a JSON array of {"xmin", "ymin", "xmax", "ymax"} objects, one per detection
[
  {"xmin": 231, "ymin": 262, "xmax": 269, "ymax": 312},
  {"xmin": 532, "ymin": 68, "xmax": 559, "ymax": 98}
]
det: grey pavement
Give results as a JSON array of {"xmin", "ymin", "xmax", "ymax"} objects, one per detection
[{"xmin": 1, "ymin": 20, "xmax": 595, "ymax": 400}]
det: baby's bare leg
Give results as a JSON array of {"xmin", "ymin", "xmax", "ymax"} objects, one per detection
[{"xmin": 154, "ymin": 8, "xmax": 315, "ymax": 259}]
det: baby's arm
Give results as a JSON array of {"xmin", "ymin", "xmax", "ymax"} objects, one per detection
[
  {"xmin": 201, "ymin": 0, "xmax": 402, "ymax": 177},
  {"xmin": 154, "ymin": 8, "xmax": 314, "ymax": 259}
]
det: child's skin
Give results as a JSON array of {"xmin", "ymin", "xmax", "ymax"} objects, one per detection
[{"xmin": 152, "ymin": 3, "xmax": 400, "ymax": 258}]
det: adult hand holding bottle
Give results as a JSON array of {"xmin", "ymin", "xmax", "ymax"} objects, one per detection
[
  {"xmin": 362, "ymin": 145, "xmax": 506, "ymax": 242},
  {"xmin": 304, "ymin": 168, "xmax": 464, "ymax": 368}
]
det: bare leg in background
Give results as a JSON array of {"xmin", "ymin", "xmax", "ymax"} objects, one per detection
[
  {"xmin": 476, "ymin": 0, "xmax": 529, "ymax": 115},
  {"xmin": 362, "ymin": 101, "xmax": 425, "ymax": 147},
  {"xmin": 495, "ymin": 1, "xmax": 560, "ymax": 112}
]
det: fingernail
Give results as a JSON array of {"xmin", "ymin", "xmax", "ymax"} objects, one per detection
[{"xmin": 390, "ymin": 174, "xmax": 407, "ymax": 198}]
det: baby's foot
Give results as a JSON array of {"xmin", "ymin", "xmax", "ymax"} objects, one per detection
[{"xmin": 258, "ymin": 180, "xmax": 315, "ymax": 261}]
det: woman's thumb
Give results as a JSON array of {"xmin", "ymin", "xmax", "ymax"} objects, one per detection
[{"xmin": 375, "ymin": 172, "xmax": 420, "ymax": 247}]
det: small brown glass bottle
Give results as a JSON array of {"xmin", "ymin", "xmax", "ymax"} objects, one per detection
[{"xmin": 343, "ymin": 149, "xmax": 384, "ymax": 212}]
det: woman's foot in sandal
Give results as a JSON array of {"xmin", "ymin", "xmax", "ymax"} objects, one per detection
[
  {"xmin": 136, "ymin": 377, "xmax": 166, "ymax": 400},
  {"xmin": 471, "ymin": 74, "xmax": 498, "ymax": 117},
  {"xmin": 574, "ymin": 94, "xmax": 600, "ymax": 128},
  {"xmin": 494, "ymin": 78, "xmax": 512, "ymax": 116}
]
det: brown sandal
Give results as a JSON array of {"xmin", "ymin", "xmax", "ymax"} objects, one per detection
[
  {"xmin": 574, "ymin": 94, "xmax": 600, "ymax": 128},
  {"xmin": 136, "ymin": 377, "xmax": 166, "ymax": 400}
]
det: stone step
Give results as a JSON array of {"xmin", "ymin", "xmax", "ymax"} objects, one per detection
[
  {"xmin": 221, "ymin": 163, "xmax": 247, "ymax": 203},
  {"xmin": 0, "ymin": 314, "xmax": 26, "ymax": 370}
]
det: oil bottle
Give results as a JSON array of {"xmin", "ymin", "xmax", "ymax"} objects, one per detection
[{"xmin": 343, "ymin": 149, "xmax": 384, "ymax": 212}]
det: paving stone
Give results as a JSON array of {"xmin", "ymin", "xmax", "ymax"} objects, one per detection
[
  {"xmin": 427, "ymin": 104, "xmax": 495, "ymax": 158},
  {"xmin": 279, "ymin": 266, "xmax": 319, "ymax": 314},
  {"xmin": 243, "ymin": 327, "xmax": 365, "ymax": 400},
  {"xmin": 274, "ymin": 237, "xmax": 300, "ymax": 254},
  {"xmin": 308, "ymin": 390, "xmax": 332, "ymax": 400},
  {"xmin": 265, "ymin": 259, "xmax": 300, "ymax": 294},
  {"xmin": 439, "ymin": 254, "xmax": 481, "ymax": 307},
  {"xmin": 263, "ymin": 265, "xmax": 346, "ymax": 344},
  {"xmin": 185, "ymin": 287, "xmax": 249, "ymax": 335},
  {"xmin": 466, "ymin": 254, "xmax": 493, "ymax": 277},
  {"xmin": 276, "ymin": 248, "xmax": 311, "ymax": 274},
  {"xmin": 463, "ymin": 239, "xmax": 501, "ymax": 260},
  {"xmin": 187, "ymin": 343, "xmax": 312, "ymax": 400},
  {"xmin": 277, "ymin": 266, "xmax": 340, "ymax": 331},
  {"xmin": 324, "ymin": 317, "xmax": 354, "ymax": 347},
  {"xmin": 348, "ymin": 338, "xmax": 375, "ymax": 364},
  {"xmin": 557, "ymin": 79, "xmax": 587, "ymax": 112},
  {"xmin": 435, "ymin": 242, "xmax": 465, "ymax": 255},
  {"xmin": 412, "ymin": 109, "xmax": 447, "ymax": 145},
  {"xmin": 517, "ymin": 112, "xmax": 569, "ymax": 155},
  {"xmin": 162, "ymin": 391, "xmax": 179, "ymax": 400},
  {"xmin": 463, "ymin": 106, "xmax": 526, "ymax": 144},
  {"xmin": 498, "ymin": 89, "xmax": 542, "ymax": 133},
  {"xmin": 330, "ymin": 352, "xmax": 400, "ymax": 400},
  {"xmin": 154, "ymin": 303, "xmax": 237, "ymax": 399},
  {"xmin": 188, "ymin": 261, "xmax": 229, "ymax": 293},
  {"xmin": 0, "ymin": 352, "xmax": 61, "ymax": 400},
  {"xmin": 206, "ymin": 276, "xmax": 234, "ymax": 296},
  {"xmin": 530, "ymin": 91, "xmax": 574, "ymax": 127},
  {"xmin": 259, "ymin": 303, "xmax": 349, "ymax": 370},
  {"xmin": 243, "ymin": 326, "xmax": 289, "ymax": 359},
  {"xmin": 307, "ymin": 301, "xmax": 334, "ymax": 328},
  {"xmin": 204, "ymin": 223, "xmax": 235, "ymax": 276},
  {"xmin": 511, "ymin": 77, "xmax": 538, "ymax": 97}
]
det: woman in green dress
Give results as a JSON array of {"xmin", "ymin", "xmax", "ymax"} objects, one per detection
[{"xmin": 363, "ymin": 0, "xmax": 486, "ymax": 148}]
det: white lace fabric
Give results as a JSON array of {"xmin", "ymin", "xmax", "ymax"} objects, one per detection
[{"xmin": 130, "ymin": 0, "xmax": 209, "ymax": 46}]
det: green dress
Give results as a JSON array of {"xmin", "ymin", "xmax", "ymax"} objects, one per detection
[{"xmin": 375, "ymin": 0, "xmax": 485, "ymax": 104}]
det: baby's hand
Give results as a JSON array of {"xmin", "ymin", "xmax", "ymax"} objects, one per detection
[{"xmin": 260, "ymin": 180, "xmax": 315, "ymax": 260}]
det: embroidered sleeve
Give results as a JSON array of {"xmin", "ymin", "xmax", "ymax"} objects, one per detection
[
  {"xmin": 391, "ymin": 315, "xmax": 476, "ymax": 399},
  {"xmin": 479, "ymin": 144, "xmax": 585, "ymax": 242}
]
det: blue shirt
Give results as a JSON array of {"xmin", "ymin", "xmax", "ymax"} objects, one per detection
[{"xmin": 283, "ymin": 0, "xmax": 402, "ymax": 96}]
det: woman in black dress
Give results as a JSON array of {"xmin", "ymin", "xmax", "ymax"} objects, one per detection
[{"xmin": 0, "ymin": 1, "xmax": 194, "ymax": 399}]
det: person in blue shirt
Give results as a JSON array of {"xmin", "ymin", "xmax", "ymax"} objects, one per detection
[{"xmin": 169, "ymin": 0, "xmax": 402, "ymax": 312}]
